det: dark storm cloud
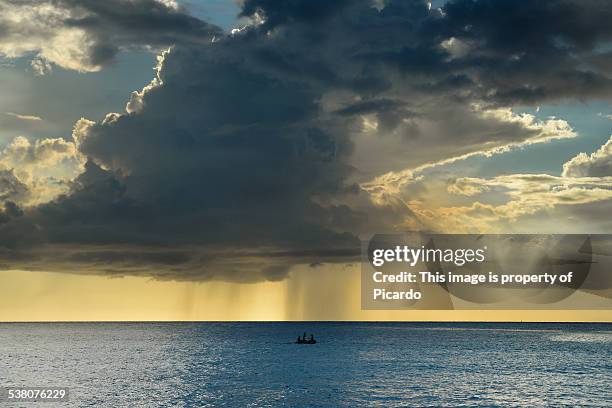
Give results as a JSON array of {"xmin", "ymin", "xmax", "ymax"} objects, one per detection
[
  {"xmin": 233, "ymin": 0, "xmax": 612, "ymax": 113},
  {"xmin": 0, "ymin": 170, "xmax": 30, "ymax": 204},
  {"xmin": 1, "ymin": 0, "xmax": 612, "ymax": 280},
  {"xmin": 334, "ymin": 99, "xmax": 407, "ymax": 116},
  {"xmin": 439, "ymin": 0, "xmax": 612, "ymax": 104},
  {"xmin": 0, "ymin": 37, "xmax": 365, "ymax": 279}
]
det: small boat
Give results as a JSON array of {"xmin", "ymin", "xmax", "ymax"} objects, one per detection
[
  {"xmin": 296, "ymin": 338, "xmax": 317, "ymax": 344},
  {"xmin": 295, "ymin": 333, "xmax": 317, "ymax": 344}
]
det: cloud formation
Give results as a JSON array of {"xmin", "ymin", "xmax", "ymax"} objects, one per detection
[
  {"xmin": 3, "ymin": 112, "xmax": 42, "ymax": 122},
  {"xmin": 385, "ymin": 139, "xmax": 612, "ymax": 234},
  {"xmin": 562, "ymin": 136, "xmax": 612, "ymax": 177},
  {"xmin": 442, "ymin": 174, "xmax": 612, "ymax": 229},
  {"xmin": 0, "ymin": 0, "xmax": 220, "ymax": 72},
  {"xmin": 0, "ymin": 0, "xmax": 612, "ymax": 280},
  {"xmin": 0, "ymin": 134, "xmax": 83, "ymax": 205},
  {"xmin": 360, "ymin": 106, "xmax": 576, "ymax": 202}
]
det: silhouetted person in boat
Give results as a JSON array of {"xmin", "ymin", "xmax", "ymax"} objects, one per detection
[{"xmin": 296, "ymin": 333, "xmax": 316, "ymax": 344}]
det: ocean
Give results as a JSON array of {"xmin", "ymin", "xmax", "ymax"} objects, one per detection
[{"xmin": 1, "ymin": 322, "xmax": 611, "ymax": 407}]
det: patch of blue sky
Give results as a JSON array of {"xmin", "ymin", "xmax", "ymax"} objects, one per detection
[
  {"xmin": 439, "ymin": 103, "xmax": 612, "ymax": 179},
  {"xmin": 0, "ymin": 52, "xmax": 156, "ymax": 144},
  {"xmin": 179, "ymin": 0, "xmax": 242, "ymax": 31}
]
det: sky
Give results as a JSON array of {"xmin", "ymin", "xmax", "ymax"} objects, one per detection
[{"xmin": 0, "ymin": 0, "xmax": 611, "ymax": 321}]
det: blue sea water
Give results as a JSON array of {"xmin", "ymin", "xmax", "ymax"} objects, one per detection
[{"xmin": 0, "ymin": 322, "xmax": 611, "ymax": 407}]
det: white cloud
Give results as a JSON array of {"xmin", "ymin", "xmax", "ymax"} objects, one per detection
[
  {"xmin": 562, "ymin": 136, "xmax": 612, "ymax": 177},
  {"xmin": 440, "ymin": 37, "xmax": 472, "ymax": 59},
  {"xmin": 125, "ymin": 50, "xmax": 168, "ymax": 114},
  {"xmin": 0, "ymin": 0, "xmax": 219, "ymax": 74},
  {"xmin": 597, "ymin": 112, "xmax": 612, "ymax": 120},
  {"xmin": 0, "ymin": 133, "xmax": 84, "ymax": 206},
  {"xmin": 3, "ymin": 112, "xmax": 42, "ymax": 121},
  {"xmin": 412, "ymin": 174, "xmax": 612, "ymax": 233},
  {"xmin": 360, "ymin": 105, "xmax": 576, "ymax": 205},
  {"xmin": 362, "ymin": 134, "xmax": 612, "ymax": 234},
  {"xmin": 30, "ymin": 57, "xmax": 53, "ymax": 76},
  {"xmin": 0, "ymin": 1, "xmax": 99, "ymax": 72}
]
